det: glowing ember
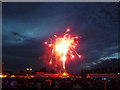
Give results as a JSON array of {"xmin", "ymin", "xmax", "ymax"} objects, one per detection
[
  {"xmin": 45, "ymin": 28, "xmax": 81, "ymax": 73},
  {"xmin": 49, "ymin": 61, "xmax": 52, "ymax": 64},
  {"xmin": 63, "ymin": 72, "xmax": 67, "ymax": 75}
]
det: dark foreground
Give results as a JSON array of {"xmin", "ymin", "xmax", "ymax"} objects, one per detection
[{"xmin": 2, "ymin": 77, "xmax": 120, "ymax": 90}]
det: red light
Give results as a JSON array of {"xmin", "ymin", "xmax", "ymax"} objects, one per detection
[
  {"xmin": 49, "ymin": 44, "xmax": 52, "ymax": 47},
  {"xmin": 71, "ymin": 55, "xmax": 75, "ymax": 58},
  {"xmin": 78, "ymin": 55, "xmax": 81, "ymax": 58},
  {"xmin": 45, "ymin": 42, "xmax": 47, "ymax": 44},
  {"xmin": 49, "ymin": 61, "xmax": 52, "ymax": 64},
  {"xmin": 66, "ymin": 28, "xmax": 70, "ymax": 32}
]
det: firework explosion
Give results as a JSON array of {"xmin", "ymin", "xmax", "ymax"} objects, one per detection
[{"xmin": 45, "ymin": 28, "xmax": 81, "ymax": 73}]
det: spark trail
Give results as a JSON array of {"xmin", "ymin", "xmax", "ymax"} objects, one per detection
[{"xmin": 45, "ymin": 28, "xmax": 81, "ymax": 73}]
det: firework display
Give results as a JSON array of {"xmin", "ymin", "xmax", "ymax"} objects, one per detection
[{"xmin": 45, "ymin": 28, "xmax": 81, "ymax": 73}]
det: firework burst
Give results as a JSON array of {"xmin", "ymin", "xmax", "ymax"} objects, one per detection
[{"xmin": 45, "ymin": 28, "xmax": 81, "ymax": 73}]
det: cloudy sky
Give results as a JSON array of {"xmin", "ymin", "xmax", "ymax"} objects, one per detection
[{"xmin": 2, "ymin": 2, "xmax": 119, "ymax": 73}]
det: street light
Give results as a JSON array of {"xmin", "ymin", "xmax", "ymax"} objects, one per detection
[
  {"xmin": 30, "ymin": 68, "xmax": 32, "ymax": 71},
  {"xmin": 27, "ymin": 68, "xmax": 29, "ymax": 71},
  {"xmin": 26, "ymin": 68, "xmax": 33, "ymax": 77},
  {"xmin": 26, "ymin": 68, "xmax": 32, "ymax": 71}
]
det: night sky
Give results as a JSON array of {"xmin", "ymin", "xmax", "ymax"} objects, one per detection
[{"xmin": 2, "ymin": 2, "xmax": 119, "ymax": 73}]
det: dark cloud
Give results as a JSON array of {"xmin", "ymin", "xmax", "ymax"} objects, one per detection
[{"xmin": 2, "ymin": 2, "xmax": 119, "ymax": 73}]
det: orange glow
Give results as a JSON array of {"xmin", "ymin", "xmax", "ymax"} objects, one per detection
[
  {"xmin": 45, "ymin": 28, "xmax": 81, "ymax": 72},
  {"xmin": 49, "ymin": 61, "xmax": 52, "ymax": 64},
  {"xmin": 63, "ymin": 72, "xmax": 66, "ymax": 75}
]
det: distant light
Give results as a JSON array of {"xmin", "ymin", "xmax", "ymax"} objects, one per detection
[
  {"xmin": 0, "ymin": 75, "xmax": 2, "ymax": 78},
  {"xmin": 30, "ymin": 68, "xmax": 32, "ymax": 71},
  {"xmin": 49, "ymin": 44, "xmax": 52, "ymax": 47},
  {"xmin": 63, "ymin": 72, "xmax": 66, "ymax": 75},
  {"xmin": 27, "ymin": 68, "xmax": 29, "ymax": 70},
  {"xmin": 66, "ymin": 28, "xmax": 70, "ymax": 32},
  {"xmin": 75, "ymin": 37, "xmax": 78, "ymax": 39},
  {"xmin": 0, "ymin": 75, "xmax": 7, "ymax": 78},
  {"xmin": 45, "ymin": 42, "xmax": 47, "ymax": 44},
  {"xmin": 54, "ymin": 35, "xmax": 57, "ymax": 37},
  {"xmin": 49, "ymin": 61, "xmax": 52, "ymax": 64},
  {"xmin": 78, "ymin": 55, "xmax": 81, "ymax": 58},
  {"xmin": 11, "ymin": 75, "xmax": 15, "ymax": 78},
  {"xmin": 30, "ymin": 75, "xmax": 34, "ymax": 78}
]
